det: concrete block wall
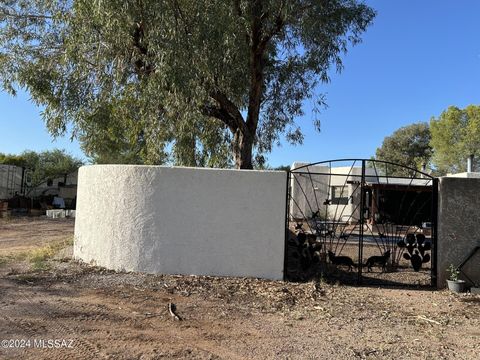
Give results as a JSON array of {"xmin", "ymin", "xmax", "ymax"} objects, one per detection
[
  {"xmin": 437, "ymin": 177, "xmax": 480, "ymax": 288},
  {"xmin": 74, "ymin": 165, "xmax": 287, "ymax": 280}
]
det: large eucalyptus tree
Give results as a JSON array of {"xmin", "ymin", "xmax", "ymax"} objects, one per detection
[{"xmin": 1, "ymin": 0, "xmax": 375, "ymax": 168}]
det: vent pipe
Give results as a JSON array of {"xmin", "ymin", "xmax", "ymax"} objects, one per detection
[{"xmin": 467, "ymin": 154, "xmax": 474, "ymax": 173}]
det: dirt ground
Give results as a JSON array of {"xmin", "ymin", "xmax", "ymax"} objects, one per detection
[{"xmin": 0, "ymin": 218, "xmax": 479, "ymax": 359}]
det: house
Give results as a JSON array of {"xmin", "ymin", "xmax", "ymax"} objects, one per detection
[
  {"xmin": 289, "ymin": 162, "xmax": 433, "ymax": 227},
  {"xmin": 0, "ymin": 164, "xmax": 78, "ymax": 210},
  {"xmin": 28, "ymin": 170, "xmax": 78, "ymax": 198}
]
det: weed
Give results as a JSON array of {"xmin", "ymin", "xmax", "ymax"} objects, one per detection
[
  {"xmin": 29, "ymin": 246, "xmax": 56, "ymax": 270},
  {"xmin": 447, "ymin": 264, "xmax": 460, "ymax": 282},
  {"xmin": 0, "ymin": 252, "xmax": 28, "ymax": 267},
  {"xmin": 64, "ymin": 235, "xmax": 74, "ymax": 246},
  {"xmin": 0, "ymin": 236, "xmax": 72, "ymax": 270},
  {"xmin": 25, "ymin": 236, "xmax": 74, "ymax": 270}
]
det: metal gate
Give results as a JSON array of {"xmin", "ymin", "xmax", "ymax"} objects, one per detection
[{"xmin": 285, "ymin": 159, "xmax": 438, "ymax": 287}]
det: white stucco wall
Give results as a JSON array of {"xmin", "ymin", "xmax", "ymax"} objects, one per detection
[{"xmin": 74, "ymin": 165, "xmax": 287, "ymax": 280}]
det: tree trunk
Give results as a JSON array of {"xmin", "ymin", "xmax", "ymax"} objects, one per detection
[{"xmin": 233, "ymin": 130, "xmax": 254, "ymax": 169}]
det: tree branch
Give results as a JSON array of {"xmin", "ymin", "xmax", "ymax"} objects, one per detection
[
  {"xmin": 209, "ymin": 90, "xmax": 247, "ymax": 134},
  {"xmin": 233, "ymin": 0, "xmax": 242, "ymax": 17},
  {"xmin": 245, "ymin": 0, "xmax": 265, "ymax": 136},
  {"xmin": 259, "ymin": 1, "xmax": 286, "ymax": 50},
  {"xmin": 171, "ymin": 0, "xmax": 192, "ymax": 37},
  {"xmin": 201, "ymin": 104, "xmax": 237, "ymax": 133},
  {"xmin": 245, "ymin": 1, "xmax": 286, "ymax": 138},
  {"xmin": 131, "ymin": 21, "xmax": 155, "ymax": 76},
  {"xmin": 0, "ymin": 9, "xmax": 52, "ymax": 20}
]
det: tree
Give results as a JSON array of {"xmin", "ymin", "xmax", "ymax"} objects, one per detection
[
  {"xmin": 0, "ymin": 153, "xmax": 27, "ymax": 167},
  {"xmin": 274, "ymin": 165, "xmax": 291, "ymax": 172},
  {"xmin": 76, "ymin": 104, "xmax": 157, "ymax": 165},
  {"xmin": 430, "ymin": 105, "xmax": 480, "ymax": 175},
  {"xmin": 0, "ymin": 0, "xmax": 375, "ymax": 169},
  {"xmin": 375, "ymin": 123, "xmax": 432, "ymax": 176},
  {"xmin": 0, "ymin": 149, "xmax": 83, "ymax": 192}
]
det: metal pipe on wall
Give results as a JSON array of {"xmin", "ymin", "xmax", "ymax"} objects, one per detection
[{"xmin": 467, "ymin": 154, "xmax": 474, "ymax": 173}]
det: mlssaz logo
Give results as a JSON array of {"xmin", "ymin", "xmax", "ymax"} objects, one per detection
[{"xmin": 33, "ymin": 339, "xmax": 74, "ymax": 349}]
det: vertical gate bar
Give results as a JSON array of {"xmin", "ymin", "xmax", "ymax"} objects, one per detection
[
  {"xmin": 358, "ymin": 160, "xmax": 366, "ymax": 284},
  {"xmin": 431, "ymin": 178, "xmax": 439, "ymax": 288},
  {"xmin": 283, "ymin": 170, "xmax": 291, "ymax": 281},
  {"xmin": 20, "ymin": 167, "xmax": 25, "ymax": 195}
]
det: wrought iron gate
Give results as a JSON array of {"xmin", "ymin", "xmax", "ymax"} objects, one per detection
[{"xmin": 285, "ymin": 159, "xmax": 438, "ymax": 287}]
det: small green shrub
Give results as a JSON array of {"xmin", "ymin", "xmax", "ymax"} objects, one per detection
[
  {"xmin": 28, "ymin": 236, "xmax": 73, "ymax": 270},
  {"xmin": 447, "ymin": 264, "xmax": 460, "ymax": 281}
]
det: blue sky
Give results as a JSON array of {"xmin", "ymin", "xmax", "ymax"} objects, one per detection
[{"xmin": 1, "ymin": 0, "xmax": 479, "ymax": 167}]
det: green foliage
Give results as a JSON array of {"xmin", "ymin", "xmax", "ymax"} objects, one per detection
[
  {"xmin": 1, "ymin": 0, "xmax": 375, "ymax": 168},
  {"xmin": 274, "ymin": 165, "xmax": 291, "ymax": 172},
  {"xmin": 0, "ymin": 149, "xmax": 83, "ymax": 190},
  {"xmin": 447, "ymin": 264, "xmax": 460, "ymax": 282},
  {"xmin": 77, "ymin": 103, "xmax": 154, "ymax": 165},
  {"xmin": 430, "ymin": 105, "xmax": 480, "ymax": 175},
  {"xmin": 0, "ymin": 153, "xmax": 27, "ymax": 166},
  {"xmin": 0, "ymin": 236, "xmax": 72, "ymax": 269},
  {"xmin": 375, "ymin": 123, "xmax": 432, "ymax": 176},
  {"xmin": 29, "ymin": 237, "xmax": 72, "ymax": 270}
]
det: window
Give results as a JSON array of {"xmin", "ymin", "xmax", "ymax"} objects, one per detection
[{"xmin": 331, "ymin": 186, "xmax": 349, "ymax": 205}]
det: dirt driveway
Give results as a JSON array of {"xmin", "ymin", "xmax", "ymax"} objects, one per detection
[{"xmin": 0, "ymin": 217, "xmax": 479, "ymax": 359}]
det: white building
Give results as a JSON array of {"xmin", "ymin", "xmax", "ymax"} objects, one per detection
[
  {"xmin": 289, "ymin": 162, "xmax": 432, "ymax": 225},
  {"xmin": 28, "ymin": 170, "xmax": 78, "ymax": 199},
  {"xmin": 0, "ymin": 164, "xmax": 78, "ymax": 208},
  {"xmin": 0, "ymin": 165, "xmax": 25, "ymax": 200}
]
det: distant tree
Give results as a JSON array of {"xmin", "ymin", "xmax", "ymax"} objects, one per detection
[
  {"xmin": 375, "ymin": 123, "xmax": 432, "ymax": 176},
  {"xmin": 430, "ymin": 105, "xmax": 480, "ymax": 175},
  {"xmin": 0, "ymin": 0, "xmax": 375, "ymax": 169},
  {"xmin": 0, "ymin": 153, "xmax": 27, "ymax": 167},
  {"xmin": 1, "ymin": 150, "xmax": 83, "ymax": 192},
  {"xmin": 274, "ymin": 165, "xmax": 291, "ymax": 172}
]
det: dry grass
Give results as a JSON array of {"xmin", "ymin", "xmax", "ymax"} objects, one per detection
[
  {"xmin": 0, "ymin": 235, "xmax": 73, "ymax": 270},
  {"xmin": 29, "ymin": 236, "xmax": 73, "ymax": 270}
]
